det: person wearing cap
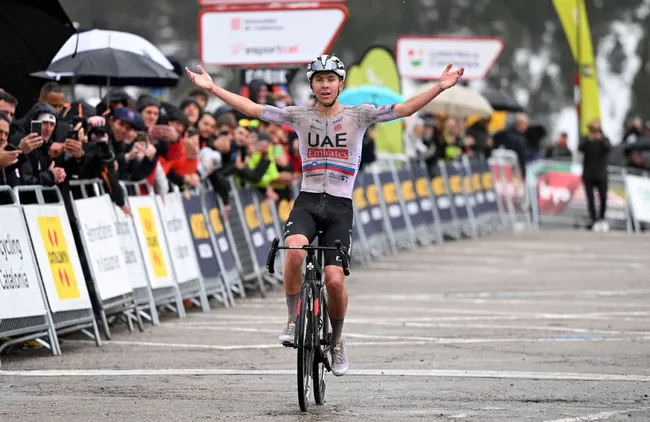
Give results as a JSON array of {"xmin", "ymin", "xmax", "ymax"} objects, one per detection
[
  {"xmin": 180, "ymin": 97, "xmax": 202, "ymax": 128},
  {"xmin": 8, "ymin": 103, "xmax": 67, "ymax": 187},
  {"xmin": 108, "ymin": 107, "xmax": 148, "ymax": 180},
  {"xmin": 136, "ymin": 95, "xmax": 160, "ymax": 130}
]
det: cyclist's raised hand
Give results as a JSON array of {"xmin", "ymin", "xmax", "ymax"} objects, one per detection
[
  {"xmin": 185, "ymin": 65, "xmax": 214, "ymax": 90},
  {"xmin": 438, "ymin": 63, "xmax": 465, "ymax": 90}
]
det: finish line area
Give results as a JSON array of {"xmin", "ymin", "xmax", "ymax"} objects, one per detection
[{"xmin": 2, "ymin": 229, "xmax": 649, "ymax": 421}]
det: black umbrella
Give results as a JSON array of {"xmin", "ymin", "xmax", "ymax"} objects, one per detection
[
  {"xmin": 0, "ymin": 0, "xmax": 76, "ymax": 74},
  {"xmin": 31, "ymin": 29, "xmax": 179, "ymax": 88},
  {"xmin": 481, "ymin": 88, "xmax": 524, "ymax": 112},
  {"xmin": 623, "ymin": 137, "xmax": 650, "ymax": 153}
]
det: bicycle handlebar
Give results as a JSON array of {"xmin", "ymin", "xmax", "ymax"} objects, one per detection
[{"xmin": 266, "ymin": 237, "xmax": 350, "ymax": 276}]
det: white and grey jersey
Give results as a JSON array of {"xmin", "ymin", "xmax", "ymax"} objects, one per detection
[{"xmin": 260, "ymin": 104, "xmax": 398, "ymax": 199}]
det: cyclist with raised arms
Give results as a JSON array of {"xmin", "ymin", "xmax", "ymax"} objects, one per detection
[{"xmin": 186, "ymin": 56, "xmax": 464, "ymax": 377}]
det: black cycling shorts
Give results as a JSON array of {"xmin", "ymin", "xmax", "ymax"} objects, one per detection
[{"xmin": 283, "ymin": 191, "xmax": 353, "ymax": 267}]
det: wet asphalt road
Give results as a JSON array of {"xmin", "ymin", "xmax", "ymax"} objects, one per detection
[{"xmin": 1, "ymin": 229, "xmax": 650, "ymax": 421}]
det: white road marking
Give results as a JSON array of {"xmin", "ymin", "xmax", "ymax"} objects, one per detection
[
  {"xmin": 170, "ymin": 322, "xmax": 650, "ymax": 337},
  {"xmin": 182, "ymin": 313, "xmax": 650, "ymax": 325},
  {"xmin": 2, "ymin": 368, "xmax": 650, "ymax": 382},
  {"xmin": 543, "ymin": 407, "xmax": 650, "ymax": 422},
  {"xmin": 63, "ymin": 335, "xmax": 647, "ymax": 352},
  {"xmin": 351, "ymin": 290, "xmax": 650, "ymax": 300}
]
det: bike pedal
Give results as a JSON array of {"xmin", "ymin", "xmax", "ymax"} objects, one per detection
[
  {"xmin": 323, "ymin": 356, "xmax": 332, "ymax": 372},
  {"xmin": 282, "ymin": 341, "xmax": 295, "ymax": 348}
]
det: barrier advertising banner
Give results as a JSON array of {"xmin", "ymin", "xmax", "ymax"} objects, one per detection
[
  {"xmin": 183, "ymin": 194, "xmax": 220, "ymax": 279},
  {"xmin": 203, "ymin": 193, "xmax": 236, "ymax": 274},
  {"xmin": 23, "ymin": 204, "xmax": 93, "ymax": 313},
  {"xmin": 625, "ymin": 175, "xmax": 650, "ymax": 223},
  {"xmin": 113, "ymin": 203, "xmax": 149, "ymax": 290},
  {"xmin": 530, "ymin": 161, "xmax": 627, "ymax": 221},
  {"xmin": 128, "ymin": 196, "xmax": 176, "ymax": 289},
  {"xmin": 74, "ymin": 196, "xmax": 133, "ymax": 301},
  {"xmin": 156, "ymin": 193, "xmax": 201, "ymax": 285},
  {"xmin": 0, "ymin": 207, "xmax": 47, "ymax": 319}
]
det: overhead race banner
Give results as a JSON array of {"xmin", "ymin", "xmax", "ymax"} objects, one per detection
[
  {"xmin": 199, "ymin": 6, "xmax": 348, "ymax": 65},
  {"xmin": 0, "ymin": 207, "xmax": 47, "ymax": 320},
  {"xmin": 23, "ymin": 204, "xmax": 92, "ymax": 313},
  {"xmin": 396, "ymin": 36, "xmax": 504, "ymax": 80},
  {"xmin": 75, "ymin": 196, "xmax": 133, "ymax": 301}
]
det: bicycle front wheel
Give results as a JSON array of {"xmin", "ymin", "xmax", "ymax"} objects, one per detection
[
  {"xmin": 297, "ymin": 283, "xmax": 314, "ymax": 412},
  {"xmin": 313, "ymin": 286, "xmax": 330, "ymax": 405}
]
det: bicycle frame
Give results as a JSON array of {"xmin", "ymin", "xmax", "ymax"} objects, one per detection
[{"xmin": 266, "ymin": 234, "xmax": 350, "ymax": 411}]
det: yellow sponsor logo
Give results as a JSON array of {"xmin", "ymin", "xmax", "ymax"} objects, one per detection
[
  {"xmin": 190, "ymin": 214, "xmax": 209, "ymax": 240},
  {"xmin": 382, "ymin": 182, "xmax": 398, "ymax": 204},
  {"xmin": 37, "ymin": 217, "xmax": 80, "ymax": 300},
  {"xmin": 278, "ymin": 199, "xmax": 293, "ymax": 222},
  {"xmin": 401, "ymin": 180, "xmax": 416, "ymax": 201},
  {"xmin": 472, "ymin": 173, "xmax": 482, "ymax": 191},
  {"xmin": 449, "ymin": 175, "xmax": 462, "ymax": 194},
  {"xmin": 481, "ymin": 172, "xmax": 494, "ymax": 190},
  {"xmin": 366, "ymin": 184, "xmax": 379, "ymax": 206},
  {"xmin": 259, "ymin": 200, "xmax": 274, "ymax": 225},
  {"xmin": 415, "ymin": 178, "xmax": 429, "ymax": 198},
  {"xmin": 209, "ymin": 208, "xmax": 224, "ymax": 234},
  {"xmin": 431, "ymin": 177, "xmax": 446, "ymax": 196},
  {"xmin": 138, "ymin": 207, "xmax": 168, "ymax": 278},
  {"xmin": 245, "ymin": 204, "xmax": 260, "ymax": 230},
  {"xmin": 353, "ymin": 187, "xmax": 366, "ymax": 209}
]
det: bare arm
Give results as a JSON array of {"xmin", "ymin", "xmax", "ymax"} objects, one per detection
[
  {"xmin": 394, "ymin": 83, "xmax": 445, "ymax": 119},
  {"xmin": 186, "ymin": 65, "xmax": 263, "ymax": 118},
  {"xmin": 394, "ymin": 64, "xmax": 465, "ymax": 119}
]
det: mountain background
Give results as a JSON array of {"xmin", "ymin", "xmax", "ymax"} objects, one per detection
[{"xmin": 58, "ymin": 0, "xmax": 650, "ymax": 149}]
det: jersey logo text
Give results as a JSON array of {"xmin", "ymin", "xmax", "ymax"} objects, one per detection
[
  {"xmin": 307, "ymin": 148, "xmax": 349, "ymax": 159},
  {"xmin": 308, "ymin": 132, "xmax": 347, "ymax": 148}
]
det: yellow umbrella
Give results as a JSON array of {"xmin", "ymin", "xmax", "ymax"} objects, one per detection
[{"xmin": 418, "ymin": 83, "xmax": 494, "ymax": 118}]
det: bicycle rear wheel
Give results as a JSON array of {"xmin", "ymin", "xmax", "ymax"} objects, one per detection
[
  {"xmin": 313, "ymin": 286, "xmax": 330, "ymax": 405},
  {"xmin": 297, "ymin": 283, "xmax": 314, "ymax": 412}
]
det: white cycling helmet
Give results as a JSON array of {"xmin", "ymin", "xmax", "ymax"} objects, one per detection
[{"xmin": 306, "ymin": 54, "xmax": 346, "ymax": 82}]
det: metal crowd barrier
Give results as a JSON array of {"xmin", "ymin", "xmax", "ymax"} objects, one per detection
[
  {"xmin": 182, "ymin": 186, "xmax": 234, "ymax": 308},
  {"xmin": 69, "ymin": 179, "xmax": 143, "ymax": 340},
  {"xmin": 155, "ymin": 187, "xmax": 210, "ymax": 312},
  {"xmin": 0, "ymin": 186, "xmax": 61, "ymax": 365},
  {"xmin": 227, "ymin": 179, "xmax": 269, "ymax": 296},
  {"xmin": 526, "ymin": 159, "xmax": 650, "ymax": 231},
  {"xmin": 13, "ymin": 185, "xmax": 101, "ymax": 349},
  {"xmin": 121, "ymin": 181, "xmax": 185, "ymax": 319},
  {"xmin": 489, "ymin": 149, "xmax": 533, "ymax": 230}
]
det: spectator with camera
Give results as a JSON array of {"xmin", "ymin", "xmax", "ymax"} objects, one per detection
[{"xmin": 9, "ymin": 103, "xmax": 68, "ymax": 186}]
